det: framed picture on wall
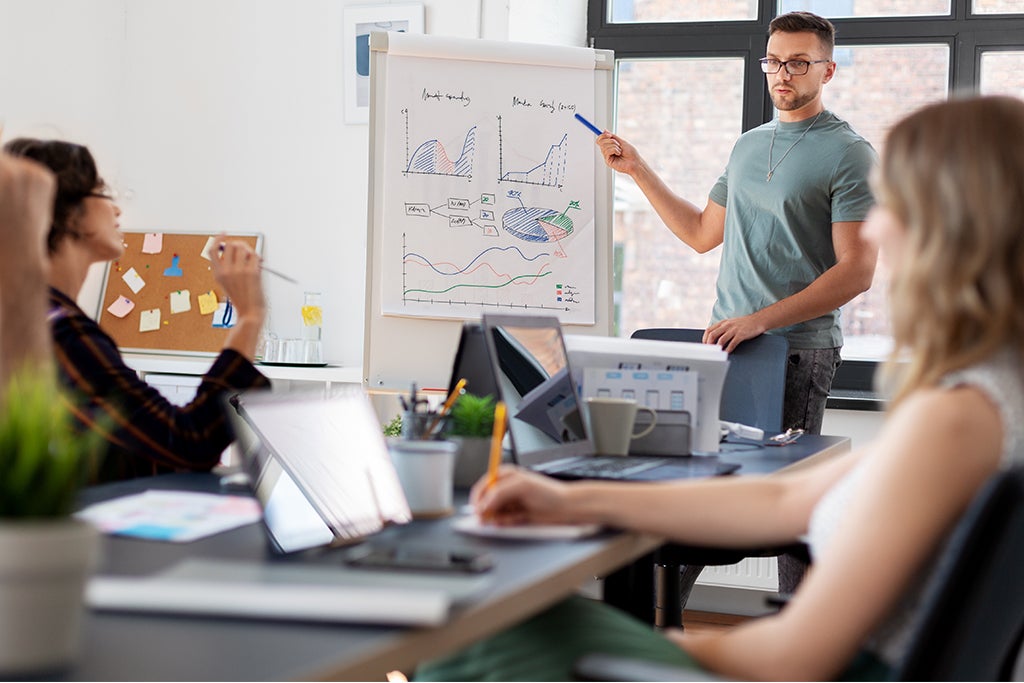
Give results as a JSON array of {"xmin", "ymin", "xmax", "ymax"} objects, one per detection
[{"xmin": 344, "ymin": 3, "xmax": 424, "ymax": 124}]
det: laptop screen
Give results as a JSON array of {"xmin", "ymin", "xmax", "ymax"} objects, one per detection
[
  {"xmin": 228, "ymin": 388, "xmax": 412, "ymax": 554},
  {"xmin": 480, "ymin": 314, "xmax": 594, "ymax": 467}
]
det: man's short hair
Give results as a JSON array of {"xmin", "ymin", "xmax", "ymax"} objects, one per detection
[{"xmin": 769, "ymin": 11, "xmax": 836, "ymax": 55}]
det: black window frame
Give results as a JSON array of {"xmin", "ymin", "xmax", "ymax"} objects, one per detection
[{"xmin": 587, "ymin": 0, "xmax": 1024, "ymax": 406}]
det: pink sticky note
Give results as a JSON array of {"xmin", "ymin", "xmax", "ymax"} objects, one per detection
[
  {"xmin": 106, "ymin": 296, "xmax": 135, "ymax": 319},
  {"xmin": 142, "ymin": 233, "xmax": 164, "ymax": 254}
]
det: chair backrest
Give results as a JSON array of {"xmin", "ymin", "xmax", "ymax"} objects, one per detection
[
  {"xmin": 630, "ymin": 329, "xmax": 788, "ymax": 434},
  {"xmin": 896, "ymin": 463, "xmax": 1024, "ymax": 681}
]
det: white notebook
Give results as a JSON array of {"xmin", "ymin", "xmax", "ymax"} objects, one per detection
[
  {"xmin": 87, "ymin": 558, "xmax": 460, "ymax": 627},
  {"xmin": 452, "ymin": 515, "xmax": 601, "ymax": 540}
]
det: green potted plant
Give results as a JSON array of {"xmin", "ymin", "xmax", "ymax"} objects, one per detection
[
  {"xmin": 0, "ymin": 371, "xmax": 106, "ymax": 674},
  {"xmin": 446, "ymin": 392, "xmax": 497, "ymax": 488}
]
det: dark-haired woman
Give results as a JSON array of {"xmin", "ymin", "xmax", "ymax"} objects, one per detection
[{"xmin": 4, "ymin": 138, "xmax": 270, "ymax": 483}]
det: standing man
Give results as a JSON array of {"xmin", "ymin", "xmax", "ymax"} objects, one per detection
[{"xmin": 597, "ymin": 11, "xmax": 877, "ymax": 438}]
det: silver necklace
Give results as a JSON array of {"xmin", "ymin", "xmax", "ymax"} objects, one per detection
[{"xmin": 766, "ymin": 111, "xmax": 824, "ymax": 182}]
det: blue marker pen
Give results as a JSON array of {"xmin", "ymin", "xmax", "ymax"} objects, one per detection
[{"xmin": 574, "ymin": 113, "xmax": 603, "ymax": 136}]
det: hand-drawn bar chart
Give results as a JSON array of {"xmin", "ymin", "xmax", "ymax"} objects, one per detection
[{"xmin": 497, "ymin": 116, "xmax": 568, "ymax": 189}]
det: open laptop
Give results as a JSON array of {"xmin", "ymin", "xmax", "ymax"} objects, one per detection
[
  {"xmin": 479, "ymin": 314, "xmax": 740, "ymax": 481},
  {"xmin": 86, "ymin": 388, "xmax": 487, "ymax": 626},
  {"xmin": 228, "ymin": 387, "xmax": 413, "ymax": 553}
]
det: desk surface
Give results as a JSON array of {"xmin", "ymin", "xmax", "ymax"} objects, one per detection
[{"xmin": 67, "ymin": 435, "xmax": 848, "ymax": 681}]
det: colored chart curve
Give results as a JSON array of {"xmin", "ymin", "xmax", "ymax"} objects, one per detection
[{"xmin": 406, "ymin": 126, "xmax": 476, "ymax": 177}]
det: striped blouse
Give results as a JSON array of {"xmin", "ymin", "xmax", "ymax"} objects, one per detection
[{"xmin": 48, "ymin": 287, "xmax": 271, "ymax": 483}]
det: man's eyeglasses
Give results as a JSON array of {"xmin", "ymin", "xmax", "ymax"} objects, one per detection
[{"xmin": 759, "ymin": 58, "xmax": 831, "ymax": 76}]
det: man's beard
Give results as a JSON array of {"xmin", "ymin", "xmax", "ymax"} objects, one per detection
[{"xmin": 770, "ymin": 89, "xmax": 818, "ymax": 111}]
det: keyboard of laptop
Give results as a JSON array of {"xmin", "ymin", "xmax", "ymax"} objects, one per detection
[{"xmin": 538, "ymin": 456, "xmax": 665, "ymax": 479}]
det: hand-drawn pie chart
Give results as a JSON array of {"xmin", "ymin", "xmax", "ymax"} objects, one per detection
[{"xmin": 501, "ymin": 207, "xmax": 574, "ymax": 242}]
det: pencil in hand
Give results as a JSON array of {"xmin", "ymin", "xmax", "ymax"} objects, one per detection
[{"xmin": 486, "ymin": 401, "xmax": 507, "ymax": 490}]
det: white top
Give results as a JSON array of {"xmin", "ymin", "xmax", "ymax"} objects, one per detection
[{"xmin": 806, "ymin": 348, "xmax": 1024, "ymax": 665}]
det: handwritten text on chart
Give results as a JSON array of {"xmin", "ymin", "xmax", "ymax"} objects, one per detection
[
  {"xmin": 511, "ymin": 96, "xmax": 577, "ymax": 114},
  {"xmin": 556, "ymin": 284, "xmax": 582, "ymax": 305},
  {"xmin": 422, "ymin": 88, "xmax": 471, "ymax": 107}
]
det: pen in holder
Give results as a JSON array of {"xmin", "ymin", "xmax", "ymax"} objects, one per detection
[{"xmin": 398, "ymin": 383, "xmax": 446, "ymax": 440}]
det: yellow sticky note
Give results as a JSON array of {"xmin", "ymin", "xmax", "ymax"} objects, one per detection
[
  {"xmin": 169, "ymin": 289, "xmax": 192, "ymax": 314},
  {"xmin": 198, "ymin": 290, "xmax": 218, "ymax": 316}
]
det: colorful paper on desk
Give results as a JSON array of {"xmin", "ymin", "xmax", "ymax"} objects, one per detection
[{"xmin": 75, "ymin": 490, "xmax": 262, "ymax": 542}]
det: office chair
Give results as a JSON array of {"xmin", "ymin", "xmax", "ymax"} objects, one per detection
[
  {"xmin": 602, "ymin": 329, "xmax": 797, "ymax": 629},
  {"xmin": 577, "ymin": 463, "xmax": 1024, "ymax": 681},
  {"xmin": 629, "ymin": 328, "xmax": 788, "ymax": 434}
]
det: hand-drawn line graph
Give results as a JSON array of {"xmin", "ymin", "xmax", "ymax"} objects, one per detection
[
  {"xmin": 401, "ymin": 239, "xmax": 578, "ymax": 311},
  {"xmin": 497, "ymin": 116, "xmax": 568, "ymax": 189},
  {"xmin": 402, "ymin": 109, "xmax": 475, "ymax": 179}
]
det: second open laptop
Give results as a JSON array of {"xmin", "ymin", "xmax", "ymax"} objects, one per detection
[
  {"xmin": 479, "ymin": 314, "xmax": 739, "ymax": 481},
  {"xmin": 227, "ymin": 387, "xmax": 414, "ymax": 553}
]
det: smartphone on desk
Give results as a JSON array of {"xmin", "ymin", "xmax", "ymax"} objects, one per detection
[{"xmin": 344, "ymin": 544, "xmax": 494, "ymax": 574}]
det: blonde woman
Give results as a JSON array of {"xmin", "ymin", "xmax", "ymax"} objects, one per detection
[{"xmin": 418, "ymin": 95, "xmax": 1024, "ymax": 681}]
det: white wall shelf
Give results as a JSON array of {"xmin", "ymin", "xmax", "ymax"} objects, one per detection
[{"xmin": 123, "ymin": 353, "xmax": 363, "ymax": 393}]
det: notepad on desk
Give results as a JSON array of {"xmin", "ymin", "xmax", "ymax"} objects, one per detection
[{"xmin": 86, "ymin": 558, "xmax": 467, "ymax": 627}]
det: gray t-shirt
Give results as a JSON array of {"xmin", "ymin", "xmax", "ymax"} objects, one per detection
[{"xmin": 708, "ymin": 111, "xmax": 876, "ymax": 349}]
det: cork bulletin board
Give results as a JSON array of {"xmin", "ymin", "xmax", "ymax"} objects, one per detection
[{"xmin": 97, "ymin": 231, "xmax": 262, "ymax": 355}]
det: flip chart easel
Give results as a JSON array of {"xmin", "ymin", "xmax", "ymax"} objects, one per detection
[{"xmin": 364, "ymin": 32, "xmax": 615, "ymax": 391}]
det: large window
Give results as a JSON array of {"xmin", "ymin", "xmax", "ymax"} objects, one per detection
[{"xmin": 590, "ymin": 0, "xmax": 1024, "ymax": 364}]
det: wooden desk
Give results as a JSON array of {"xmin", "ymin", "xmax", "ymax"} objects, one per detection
[
  {"xmin": 68, "ymin": 474, "xmax": 662, "ymax": 681},
  {"xmin": 66, "ymin": 435, "xmax": 847, "ymax": 681}
]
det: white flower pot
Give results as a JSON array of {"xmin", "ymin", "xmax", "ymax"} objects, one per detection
[{"xmin": 0, "ymin": 518, "xmax": 99, "ymax": 674}]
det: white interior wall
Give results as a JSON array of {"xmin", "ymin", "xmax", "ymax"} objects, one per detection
[
  {"xmin": 0, "ymin": 0, "xmax": 880, "ymax": 439},
  {"xmin": 0, "ymin": 0, "xmax": 514, "ymax": 368}
]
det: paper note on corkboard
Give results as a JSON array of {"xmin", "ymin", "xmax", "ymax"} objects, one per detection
[{"xmin": 97, "ymin": 231, "xmax": 262, "ymax": 355}]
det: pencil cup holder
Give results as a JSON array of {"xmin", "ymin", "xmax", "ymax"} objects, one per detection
[
  {"xmin": 388, "ymin": 439, "xmax": 457, "ymax": 519},
  {"xmin": 400, "ymin": 410, "xmax": 448, "ymax": 440}
]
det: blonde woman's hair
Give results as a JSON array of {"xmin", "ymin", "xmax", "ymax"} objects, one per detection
[{"xmin": 877, "ymin": 95, "xmax": 1024, "ymax": 405}]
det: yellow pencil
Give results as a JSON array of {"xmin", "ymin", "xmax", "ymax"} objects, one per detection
[
  {"xmin": 424, "ymin": 378, "xmax": 466, "ymax": 437},
  {"xmin": 486, "ymin": 401, "xmax": 507, "ymax": 489}
]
